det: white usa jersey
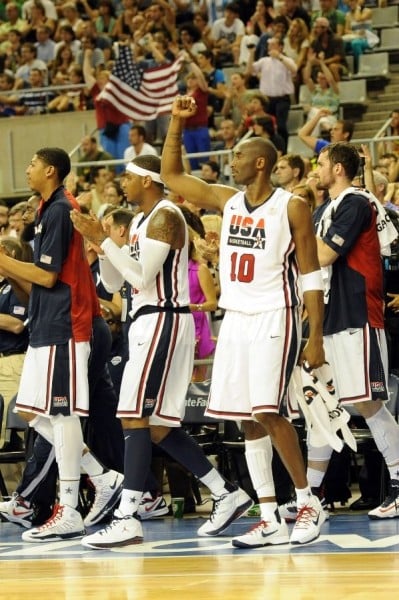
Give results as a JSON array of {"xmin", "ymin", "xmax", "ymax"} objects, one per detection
[
  {"xmin": 219, "ymin": 188, "xmax": 300, "ymax": 314},
  {"xmin": 128, "ymin": 199, "xmax": 190, "ymax": 315}
]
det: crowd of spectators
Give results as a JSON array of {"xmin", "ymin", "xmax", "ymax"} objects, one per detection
[
  {"xmin": 0, "ymin": 1, "xmax": 396, "ymax": 163},
  {"xmin": 0, "ymin": 0, "xmax": 398, "ymax": 192}
]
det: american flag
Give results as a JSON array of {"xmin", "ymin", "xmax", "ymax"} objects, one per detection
[{"xmin": 101, "ymin": 45, "xmax": 184, "ymax": 121}]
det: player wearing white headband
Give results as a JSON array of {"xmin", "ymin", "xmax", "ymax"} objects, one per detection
[{"xmin": 71, "ymin": 155, "xmax": 252, "ymax": 548}]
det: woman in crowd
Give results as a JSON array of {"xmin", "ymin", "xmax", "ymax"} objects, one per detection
[
  {"xmin": 302, "ymin": 53, "xmax": 340, "ymax": 135},
  {"xmin": 181, "ymin": 206, "xmax": 217, "ymax": 382},
  {"xmin": 283, "ymin": 17, "xmax": 310, "ymax": 96},
  {"xmin": 49, "ymin": 43, "xmax": 76, "ymax": 85},
  {"xmin": 221, "ymin": 71, "xmax": 251, "ymax": 129},
  {"xmin": 342, "ymin": 0, "xmax": 377, "ymax": 72}
]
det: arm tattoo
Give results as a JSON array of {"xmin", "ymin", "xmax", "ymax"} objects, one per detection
[{"xmin": 147, "ymin": 208, "xmax": 184, "ymax": 246}]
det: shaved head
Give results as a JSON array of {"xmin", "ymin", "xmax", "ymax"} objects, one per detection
[{"xmin": 241, "ymin": 137, "xmax": 278, "ymax": 176}]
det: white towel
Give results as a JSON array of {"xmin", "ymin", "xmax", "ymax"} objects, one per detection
[{"xmin": 291, "ymin": 362, "xmax": 357, "ymax": 452}]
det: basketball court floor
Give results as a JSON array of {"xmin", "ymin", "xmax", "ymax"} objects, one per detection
[{"xmin": 1, "ymin": 505, "xmax": 399, "ymax": 600}]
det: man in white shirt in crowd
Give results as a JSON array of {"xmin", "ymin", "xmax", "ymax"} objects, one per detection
[
  {"xmin": 22, "ymin": 0, "xmax": 58, "ymax": 21},
  {"xmin": 123, "ymin": 125, "xmax": 159, "ymax": 163},
  {"xmin": 245, "ymin": 36, "xmax": 297, "ymax": 150}
]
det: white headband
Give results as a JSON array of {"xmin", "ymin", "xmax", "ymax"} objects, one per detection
[{"xmin": 126, "ymin": 162, "xmax": 163, "ymax": 184}]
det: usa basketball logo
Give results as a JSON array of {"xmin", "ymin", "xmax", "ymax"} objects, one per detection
[{"xmin": 227, "ymin": 214, "xmax": 266, "ymax": 250}]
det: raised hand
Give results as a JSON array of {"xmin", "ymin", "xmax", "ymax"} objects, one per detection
[{"xmin": 171, "ymin": 95, "xmax": 197, "ymax": 119}]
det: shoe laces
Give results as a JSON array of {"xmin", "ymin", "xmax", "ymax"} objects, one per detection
[
  {"xmin": 295, "ymin": 504, "xmax": 317, "ymax": 526},
  {"xmin": 380, "ymin": 486, "xmax": 399, "ymax": 508},
  {"xmin": 209, "ymin": 492, "xmax": 229, "ymax": 523},
  {"xmin": 100, "ymin": 513, "xmax": 132, "ymax": 535},
  {"xmin": 38, "ymin": 505, "xmax": 63, "ymax": 530},
  {"xmin": 4, "ymin": 492, "xmax": 20, "ymax": 508},
  {"xmin": 248, "ymin": 520, "xmax": 269, "ymax": 534}
]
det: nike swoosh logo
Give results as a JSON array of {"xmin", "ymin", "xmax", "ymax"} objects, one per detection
[
  {"xmin": 270, "ymin": 335, "xmax": 280, "ymax": 339},
  {"xmin": 312, "ymin": 513, "xmax": 320, "ymax": 526},
  {"xmin": 378, "ymin": 504, "xmax": 397, "ymax": 513},
  {"xmin": 145, "ymin": 500, "xmax": 160, "ymax": 512},
  {"xmin": 261, "ymin": 527, "xmax": 280, "ymax": 538},
  {"xmin": 138, "ymin": 342, "xmax": 145, "ymax": 346},
  {"xmin": 12, "ymin": 508, "xmax": 31, "ymax": 517},
  {"xmin": 109, "ymin": 477, "xmax": 120, "ymax": 491}
]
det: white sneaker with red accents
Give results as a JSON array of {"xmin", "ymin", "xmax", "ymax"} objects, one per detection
[
  {"xmin": 290, "ymin": 495, "xmax": 326, "ymax": 544},
  {"xmin": 137, "ymin": 492, "xmax": 169, "ymax": 520},
  {"xmin": 21, "ymin": 505, "xmax": 85, "ymax": 543},
  {"xmin": 279, "ymin": 497, "xmax": 330, "ymax": 523},
  {"xmin": 232, "ymin": 518, "xmax": 289, "ymax": 548},
  {"xmin": 0, "ymin": 493, "xmax": 33, "ymax": 528},
  {"xmin": 368, "ymin": 480, "xmax": 399, "ymax": 519}
]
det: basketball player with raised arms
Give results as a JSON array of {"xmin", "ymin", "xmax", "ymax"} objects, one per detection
[{"xmin": 161, "ymin": 96, "xmax": 326, "ymax": 548}]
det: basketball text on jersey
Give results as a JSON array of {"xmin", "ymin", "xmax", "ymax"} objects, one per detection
[{"xmin": 227, "ymin": 215, "xmax": 266, "ymax": 249}]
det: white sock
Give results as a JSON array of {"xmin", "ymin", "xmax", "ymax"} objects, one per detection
[
  {"xmin": 118, "ymin": 489, "xmax": 142, "ymax": 517},
  {"xmin": 59, "ymin": 479, "xmax": 80, "ymax": 509},
  {"xmin": 295, "ymin": 486, "xmax": 312, "ymax": 506},
  {"xmin": 260, "ymin": 502, "xmax": 278, "ymax": 521},
  {"xmin": 200, "ymin": 468, "xmax": 229, "ymax": 497}
]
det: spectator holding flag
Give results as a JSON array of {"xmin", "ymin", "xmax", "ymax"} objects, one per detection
[
  {"xmin": 83, "ymin": 45, "xmax": 131, "ymax": 172},
  {"xmin": 96, "ymin": 41, "xmax": 184, "ymax": 152}
]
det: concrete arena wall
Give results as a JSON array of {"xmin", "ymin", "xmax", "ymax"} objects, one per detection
[{"xmin": 0, "ymin": 110, "xmax": 97, "ymax": 200}]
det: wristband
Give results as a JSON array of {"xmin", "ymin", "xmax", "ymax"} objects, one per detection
[{"xmin": 300, "ymin": 270, "xmax": 324, "ymax": 292}]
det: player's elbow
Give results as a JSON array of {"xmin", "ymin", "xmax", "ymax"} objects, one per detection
[{"xmin": 40, "ymin": 271, "xmax": 59, "ymax": 288}]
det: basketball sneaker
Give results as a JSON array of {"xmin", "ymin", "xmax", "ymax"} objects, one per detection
[
  {"xmin": 81, "ymin": 510, "xmax": 143, "ymax": 549},
  {"xmin": 21, "ymin": 504, "xmax": 85, "ymax": 543},
  {"xmin": 197, "ymin": 486, "xmax": 253, "ymax": 537},
  {"xmin": 232, "ymin": 515, "xmax": 289, "ymax": 549},
  {"xmin": 84, "ymin": 470, "xmax": 124, "ymax": 527},
  {"xmin": 137, "ymin": 492, "xmax": 169, "ymax": 520},
  {"xmin": 0, "ymin": 493, "xmax": 33, "ymax": 528},
  {"xmin": 368, "ymin": 480, "xmax": 399, "ymax": 520},
  {"xmin": 279, "ymin": 497, "xmax": 330, "ymax": 523},
  {"xmin": 289, "ymin": 495, "xmax": 326, "ymax": 544}
]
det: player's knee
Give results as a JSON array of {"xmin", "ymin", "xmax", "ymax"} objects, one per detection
[{"xmin": 151, "ymin": 425, "xmax": 171, "ymax": 444}]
